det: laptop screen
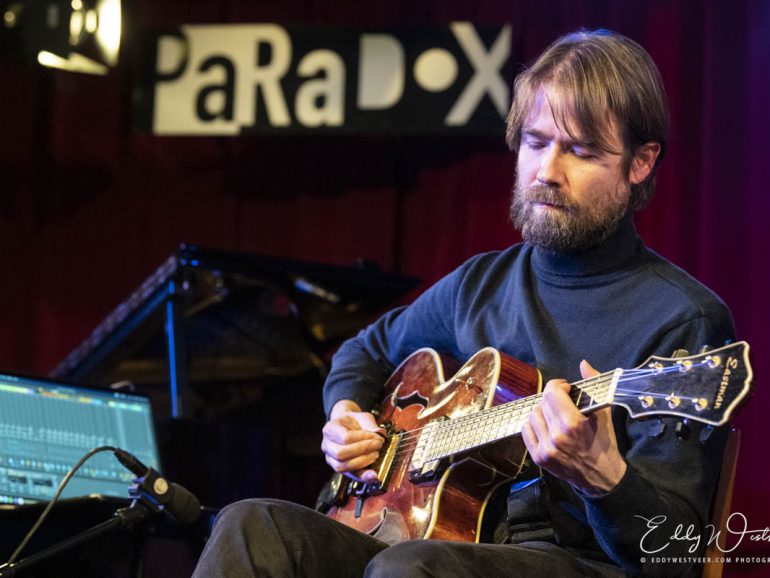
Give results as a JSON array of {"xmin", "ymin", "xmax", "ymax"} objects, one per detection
[{"xmin": 0, "ymin": 372, "xmax": 160, "ymax": 505}]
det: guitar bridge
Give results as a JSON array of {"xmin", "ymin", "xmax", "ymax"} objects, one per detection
[{"xmin": 367, "ymin": 430, "xmax": 401, "ymax": 493}]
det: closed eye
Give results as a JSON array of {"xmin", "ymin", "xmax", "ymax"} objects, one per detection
[
  {"xmin": 522, "ymin": 134, "xmax": 546, "ymax": 150},
  {"xmin": 570, "ymin": 145, "xmax": 599, "ymax": 159}
]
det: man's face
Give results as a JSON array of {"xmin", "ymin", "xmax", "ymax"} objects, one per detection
[{"xmin": 510, "ymin": 92, "xmax": 633, "ymax": 253}]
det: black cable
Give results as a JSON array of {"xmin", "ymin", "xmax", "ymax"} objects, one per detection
[{"xmin": 4, "ymin": 445, "xmax": 118, "ymax": 566}]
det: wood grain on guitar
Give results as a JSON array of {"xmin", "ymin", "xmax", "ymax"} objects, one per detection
[{"xmin": 324, "ymin": 343, "xmax": 753, "ymax": 544}]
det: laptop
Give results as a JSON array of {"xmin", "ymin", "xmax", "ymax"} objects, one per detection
[{"xmin": 0, "ymin": 371, "xmax": 161, "ymax": 507}]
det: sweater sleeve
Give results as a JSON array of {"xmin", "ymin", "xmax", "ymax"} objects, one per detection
[
  {"xmin": 322, "ymin": 259, "xmax": 471, "ymax": 417},
  {"xmin": 581, "ymin": 314, "xmax": 736, "ymax": 577}
]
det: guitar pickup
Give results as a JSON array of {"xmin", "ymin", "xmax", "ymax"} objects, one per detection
[
  {"xmin": 407, "ymin": 419, "xmax": 445, "ymax": 483},
  {"xmin": 409, "ymin": 459, "xmax": 442, "ymax": 484}
]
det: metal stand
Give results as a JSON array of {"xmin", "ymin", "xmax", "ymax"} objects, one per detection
[
  {"xmin": 165, "ymin": 279, "xmax": 189, "ymax": 418},
  {"xmin": 0, "ymin": 503, "xmax": 151, "ymax": 577}
]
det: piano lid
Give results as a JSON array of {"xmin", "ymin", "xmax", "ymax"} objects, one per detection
[{"xmin": 51, "ymin": 245, "xmax": 421, "ymax": 388}]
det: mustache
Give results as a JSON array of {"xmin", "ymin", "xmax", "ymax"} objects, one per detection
[
  {"xmin": 518, "ymin": 184, "xmax": 576, "ymax": 210},
  {"xmin": 519, "ymin": 185, "xmax": 568, "ymax": 206}
]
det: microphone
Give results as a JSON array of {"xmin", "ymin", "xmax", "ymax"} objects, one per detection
[{"xmin": 113, "ymin": 448, "xmax": 201, "ymax": 524}]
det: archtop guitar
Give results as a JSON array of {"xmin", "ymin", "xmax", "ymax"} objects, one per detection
[{"xmin": 322, "ymin": 342, "xmax": 753, "ymax": 544}]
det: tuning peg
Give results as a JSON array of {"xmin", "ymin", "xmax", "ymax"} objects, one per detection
[
  {"xmin": 649, "ymin": 418, "xmax": 667, "ymax": 438},
  {"xmin": 699, "ymin": 425, "xmax": 715, "ymax": 443},
  {"xmin": 675, "ymin": 419, "xmax": 691, "ymax": 440},
  {"xmin": 699, "ymin": 344, "xmax": 712, "ymax": 354},
  {"xmin": 676, "ymin": 360, "xmax": 693, "ymax": 372},
  {"xmin": 671, "ymin": 349, "xmax": 690, "ymax": 358}
]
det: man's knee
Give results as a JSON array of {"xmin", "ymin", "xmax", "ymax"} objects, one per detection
[
  {"xmin": 366, "ymin": 541, "xmax": 453, "ymax": 577},
  {"xmin": 213, "ymin": 498, "xmax": 272, "ymax": 525},
  {"xmin": 211, "ymin": 498, "xmax": 306, "ymax": 537}
]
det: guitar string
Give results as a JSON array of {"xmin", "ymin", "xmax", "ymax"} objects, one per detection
[
  {"xmin": 386, "ymin": 362, "xmax": 689, "ymax": 447},
  {"xmin": 376, "ymin": 362, "xmax": 715, "ymax": 463},
  {"xmin": 384, "ymin": 366, "xmax": 690, "ymax": 460},
  {"xmin": 387, "ymin": 381, "xmax": 612, "ymax": 461}
]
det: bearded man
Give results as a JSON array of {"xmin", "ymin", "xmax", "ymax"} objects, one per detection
[{"xmin": 192, "ymin": 29, "xmax": 734, "ymax": 578}]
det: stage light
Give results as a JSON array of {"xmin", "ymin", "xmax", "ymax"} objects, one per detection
[
  {"xmin": 95, "ymin": 0, "xmax": 120, "ymax": 64},
  {"xmin": 1, "ymin": 0, "xmax": 121, "ymax": 74},
  {"xmin": 37, "ymin": 48, "xmax": 108, "ymax": 74}
]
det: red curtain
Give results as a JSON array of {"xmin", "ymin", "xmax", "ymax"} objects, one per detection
[{"xmin": 1, "ymin": 1, "xmax": 768, "ymax": 573}]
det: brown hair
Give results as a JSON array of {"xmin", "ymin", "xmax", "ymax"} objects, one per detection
[{"xmin": 506, "ymin": 29, "xmax": 669, "ymax": 209}]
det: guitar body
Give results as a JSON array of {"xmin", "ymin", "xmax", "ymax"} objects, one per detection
[{"xmin": 325, "ymin": 347, "xmax": 541, "ymax": 544}]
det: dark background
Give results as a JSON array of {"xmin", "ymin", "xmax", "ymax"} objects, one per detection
[{"xmin": 1, "ymin": 1, "xmax": 768, "ymax": 576}]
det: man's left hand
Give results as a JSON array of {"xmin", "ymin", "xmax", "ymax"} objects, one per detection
[{"xmin": 521, "ymin": 360, "xmax": 627, "ymax": 496}]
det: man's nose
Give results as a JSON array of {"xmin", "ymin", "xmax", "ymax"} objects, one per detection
[{"xmin": 536, "ymin": 145, "xmax": 565, "ymax": 187}]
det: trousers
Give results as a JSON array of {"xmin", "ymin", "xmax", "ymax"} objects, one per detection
[{"xmin": 190, "ymin": 499, "xmax": 627, "ymax": 578}]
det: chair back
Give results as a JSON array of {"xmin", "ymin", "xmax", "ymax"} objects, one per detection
[{"xmin": 702, "ymin": 429, "xmax": 741, "ymax": 578}]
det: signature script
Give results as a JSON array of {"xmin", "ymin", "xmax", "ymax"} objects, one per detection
[{"xmin": 636, "ymin": 513, "xmax": 770, "ymax": 554}]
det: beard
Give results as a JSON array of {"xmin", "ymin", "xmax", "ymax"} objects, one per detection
[{"xmin": 509, "ymin": 179, "xmax": 631, "ymax": 253}]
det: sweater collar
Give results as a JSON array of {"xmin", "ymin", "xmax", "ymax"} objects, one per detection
[{"xmin": 531, "ymin": 214, "xmax": 642, "ymax": 278}]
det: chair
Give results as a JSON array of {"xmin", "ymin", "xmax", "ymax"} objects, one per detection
[{"xmin": 702, "ymin": 429, "xmax": 741, "ymax": 578}]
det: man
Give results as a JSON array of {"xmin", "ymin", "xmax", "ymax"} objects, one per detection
[{"xmin": 192, "ymin": 29, "xmax": 734, "ymax": 577}]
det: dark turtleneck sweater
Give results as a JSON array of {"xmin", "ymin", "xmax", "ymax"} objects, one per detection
[{"xmin": 323, "ymin": 219, "xmax": 735, "ymax": 577}]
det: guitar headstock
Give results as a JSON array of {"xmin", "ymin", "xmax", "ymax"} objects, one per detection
[{"xmin": 612, "ymin": 341, "xmax": 753, "ymax": 426}]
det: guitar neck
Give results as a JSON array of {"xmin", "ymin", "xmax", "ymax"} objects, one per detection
[{"xmin": 421, "ymin": 369, "xmax": 622, "ymax": 463}]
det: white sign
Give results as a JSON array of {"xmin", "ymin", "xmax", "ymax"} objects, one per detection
[{"xmin": 144, "ymin": 22, "xmax": 513, "ymax": 135}]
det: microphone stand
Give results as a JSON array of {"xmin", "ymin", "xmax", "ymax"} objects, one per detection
[
  {"xmin": 0, "ymin": 472, "xmax": 179, "ymax": 577},
  {"xmin": 0, "ymin": 503, "xmax": 152, "ymax": 577}
]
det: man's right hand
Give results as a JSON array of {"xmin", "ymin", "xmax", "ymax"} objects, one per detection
[{"xmin": 321, "ymin": 400, "xmax": 385, "ymax": 483}]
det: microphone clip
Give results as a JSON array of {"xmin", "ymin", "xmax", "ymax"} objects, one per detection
[
  {"xmin": 129, "ymin": 468, "xmax": 175, "ymax": 515},
  {"xmin": 114, "ymin": 448, "xmax": 200, "ymax": 523}
]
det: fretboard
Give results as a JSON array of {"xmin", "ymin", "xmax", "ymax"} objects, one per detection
[{"xmin": 419, "ymin": 369, "xmax": 622, "ymax": 463}]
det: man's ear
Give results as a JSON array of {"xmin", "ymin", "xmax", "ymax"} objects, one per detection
[{"xmin": 629, "ymin": 142, "xmax": 662, "ymax": 185}]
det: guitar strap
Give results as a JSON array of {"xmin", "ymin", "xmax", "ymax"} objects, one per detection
[{"xmin": 506, "ymin": 468, "xmax": 556, "ymax": 544}]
